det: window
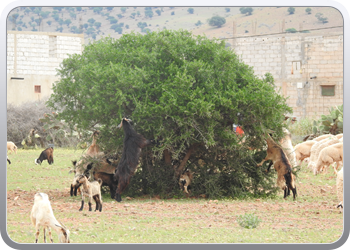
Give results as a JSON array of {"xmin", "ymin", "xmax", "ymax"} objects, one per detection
[
  {"xmin": 292, "ymin": 61, "xmax": 301, "ymax": 74},
  {"xmin": 34, "ymin": 85, "xmax": 41, "ymax": 93},
  {"xmin": 321, "ymin": 85, "xmax": 335, "ymax": 96}
]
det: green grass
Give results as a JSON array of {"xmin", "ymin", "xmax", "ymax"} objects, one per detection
[{"xmin": 6, "ymin": 148, "xmax": 344, "ymax": 244}]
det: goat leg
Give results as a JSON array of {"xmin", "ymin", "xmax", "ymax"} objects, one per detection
[
  {"xmin": 48, "ymin": 227, "xmax": 53, "ymax": 243},
  {"xmin": 93, "ymin": 195, "xmax": 100, "ymax": 212},
  {"xmin": 43, "ymin": 227, "xmax": 46, "ymax": 243},
  {"xmin": 292, "ymin": 187, "xmax": 297, "ymax": 200},
  {"xmin": 266, "ymin": 161, "xmax": 273, "ymax": 173},
  {"xmin": 257, "ymin": 158, "xmax": 267, "ymax": 167},
  {"xmin": 35, "ymin": 228, "xmax": 40, "ymax": 243},
  {"xmin": 70, "ymin": 185, "xmax": 74, "ymax": 196},
  {"xmin": 88, "ymin": 201, "xmax": 92, "ymax": 211},
  {"xmin": 79, "ymin": 200, "xmax": 84, "ymax": 211},
  {"xmin": 115, "ymin": 193, "xmax": 122, "ymax": 202},
  {"xmin": 110, "ymin": 187, "xmax": 115, "ymax": 199}
]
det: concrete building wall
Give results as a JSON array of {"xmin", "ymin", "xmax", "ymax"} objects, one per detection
[
  {"xmin": 7, "ymin": 31, "xmax": 343, "ymax": 119},
  {"xmin": 234, "ymin": 33, "xmax": 343, "ymax": 119},
  {"xmin": 7, "ymin": 31, "xmax": 84, "ymax": 106}
]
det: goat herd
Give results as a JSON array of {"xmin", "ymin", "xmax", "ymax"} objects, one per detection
[{"xmin": 7, "ymin": 119, "xmax": 344, "ymax": 243}]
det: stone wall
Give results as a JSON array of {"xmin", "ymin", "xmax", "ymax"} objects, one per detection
[
  {"xmin": 7, "ymin": 31, "xmax": 84, "ymax": 105},
  {"xmin": 234, "ymin": 33, "xmax": 343, "ymax": 119}
]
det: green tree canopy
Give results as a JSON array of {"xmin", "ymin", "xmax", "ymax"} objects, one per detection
[
  {"xmin": 48, "ymin": 30, "xmax": 291, "ymax": 199},
  {"xmin": 288, "ymin": 7, "xmax": 296, "ymax": 15},
  {"xmin": 239, "ymin": 7, "xmax": 254, "ymax": 15},
  {"xmin": 208, "ymin": 16, "xmax": 226, "ymax": 28}
]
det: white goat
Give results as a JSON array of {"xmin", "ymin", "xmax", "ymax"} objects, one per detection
[
  {"xmin": 313, "ymin": 134, "xmax": 333, "ymax": 142},
  {"xmin": 294, "ymin": 140, "xmax": 317, "ymax": 166},
  {"xmin": 279, "ymin": 128, "xmax": 297, "ymax": 167},
  {"xmin": 7, "ymin": 141, "xmax": 17, "ymax": 154},
  {"xmin": 314, "ymin": 142, "xmax": 343, "ymax": 175},
  {"xmin": 76, "ymin": 175, "xmax": 103, "ymax": 212},
  {"xmin": 335, "ymin": 133, "xmax": 343, "ymax": 140},
  {"xmin": 307, "ymin": 135, "xmax": 339, "ymax": 170},
  {"xmin": 336, "ymin": 168, "xmax": 343, "ymax": 212},
  {"xmin": 30, "ymin": 193, "xmax": 70, "ymax": 243}
]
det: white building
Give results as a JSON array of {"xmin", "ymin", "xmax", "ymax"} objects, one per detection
[{"xmin": 7, "ymin": 31, "xmax": 84, "ymax": 106}]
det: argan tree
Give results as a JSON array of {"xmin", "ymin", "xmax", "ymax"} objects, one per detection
[
  {"xmin": 48, "ymin": 30, "xmax": 292, "ymax": 199},
  {"xmin": 208, "ymin": 15, "xmax": 226, "ymax": 28}
]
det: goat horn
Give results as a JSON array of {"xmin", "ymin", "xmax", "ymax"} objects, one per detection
[{"xmin": 56, "ymin": 220, "xmax": 67, "ymax": 230}]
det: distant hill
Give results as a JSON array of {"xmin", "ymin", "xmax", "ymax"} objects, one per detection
[{"xmin": 7, "ymin": 6, "xmax": 343, "ymax": 44}]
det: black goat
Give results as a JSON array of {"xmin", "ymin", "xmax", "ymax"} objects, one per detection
[
  {"xmin": 93, "ymin": 171, "xmax": 118, "ymax": 199},
  {"xmin": 35, "ymin": 147, "xmax": 54, "ymax": 165},
  {"xmin": 113, "ymin": 118, "xmax": 156, "ymax": 202}
]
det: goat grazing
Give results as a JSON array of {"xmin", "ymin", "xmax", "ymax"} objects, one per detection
[
  {"xmin": 7, "ymin": 141, "xmax": 17, "ymax": 154},
  {"xmin": 336, "ymin": 168, "xmax": 343, "ymax": 212},
  {"xmin": 314, "ymin": 142, "xmax": 343, "ymax": 175},
  {"xmin": 257, "ymin": 134, "xmax": 297, "ymax": 200},
  {"xmin": 30, "ymin": 193, "xmax": 70, "ymax": 243},
  {"xmin": 76, "ymin": 174, "xmax": 103, "ymax": 212},
  {"xmin": 179, "ymin": 169, "xmax": 193, "ymax": 194},
  {"xmin": 313, "ymin": 134, "xmax": 334, "ymax": 142},
  {"xmin": 307, "ymin": 135, "xmax": 339, "ymax": 171},
  {"xmin": 35, "ymin": 147, "xmax": 54, "ymax": 165},
  {"xmin": 113, "ymin": 118, "xmax": 156, "ymax": 202},
  {"xmin": 294, "ymin": 140, "xmax": 317, "ymax": 166}
]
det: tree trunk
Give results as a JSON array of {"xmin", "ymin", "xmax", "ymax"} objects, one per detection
[
  {"xmin": 163, "ymin": 149, "xmax": 172, "ymax": 166},
  {"xmin": 175, "ymin": 143, "xmax": 200, "ymax": 177}
]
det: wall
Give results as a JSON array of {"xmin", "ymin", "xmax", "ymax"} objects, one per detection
[
  {"xmin": 233, "ymin": 33, "xmax": 343, "ymax": 119},
  {"xmin": 7, "ymin": 31, "xmax": 84, "ymax": 106}
]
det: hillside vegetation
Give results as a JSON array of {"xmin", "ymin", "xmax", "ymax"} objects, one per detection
[{"xmin": 7, "ymin": 6, "xmax": 343, "ymax": 44}]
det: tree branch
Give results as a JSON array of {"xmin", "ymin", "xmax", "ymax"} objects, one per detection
[{"xmin": 175, "ymin": 143, "xmax": 201, "ymax": 177}]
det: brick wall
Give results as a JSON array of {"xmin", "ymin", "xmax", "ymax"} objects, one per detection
[
  {"xmin": 234, "ymin": 33, "xmax": 343, "ymax": 119},
  {"xmin": 7, "ymin": 31, "xmax": 84, "ymax": 105}
]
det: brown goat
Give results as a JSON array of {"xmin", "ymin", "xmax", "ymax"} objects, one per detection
[
  {"xmin": 257, "ymin": 134, "xmax": 297, "ymax": 200},
  {"xmin": 179, "ymin": 169, "xmax": 193, "ymax": 194},
  {"xmin": 35, "ymin": 147, "xmax": 54, "ymax": 165},
  {"xmin": 69, "ymin": 130, "xmax": 105, "ymax": 195}
]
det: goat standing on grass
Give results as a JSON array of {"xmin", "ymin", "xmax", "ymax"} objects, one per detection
[
  {"xmin": 113, "ymin": 118, "xmax": 156, "ymax": 202},
  {"xmin": 336, "ymin": 167, "xmax": 343, "ymax": 212},
  {"xmin": 30, "ymin": 193, "xmax": 70, "ymax": 243},
  {"xmin": 7, "ymin": 141, "xmax": 17, "ymax": 154},
  {"xmin": 70, "ymin": 160, "xmax": 118, "ymax": 199},
  {"xmin": 257, "ymin": 134, "xmax": 297, "ymax": 200},
  {"xmin": 35, "ymin": 147, "xmax": 54, "ymax": 165},
  {"xmin": 76, "ymin": 174, "xmax": 103, "ymax": 212},
  {"xmin": 314, "ymin": 142, "xmax": 343, "ymax": 175}
]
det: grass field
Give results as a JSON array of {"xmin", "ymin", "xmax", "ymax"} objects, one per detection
[{"xmin": 6, "ymin": 148, "xmax": 343, "ymax": 244}]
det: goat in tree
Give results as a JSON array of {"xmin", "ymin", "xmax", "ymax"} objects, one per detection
[{"xmin": 113, "ymin": 118, "xmax": 155, "ymax": 202}]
